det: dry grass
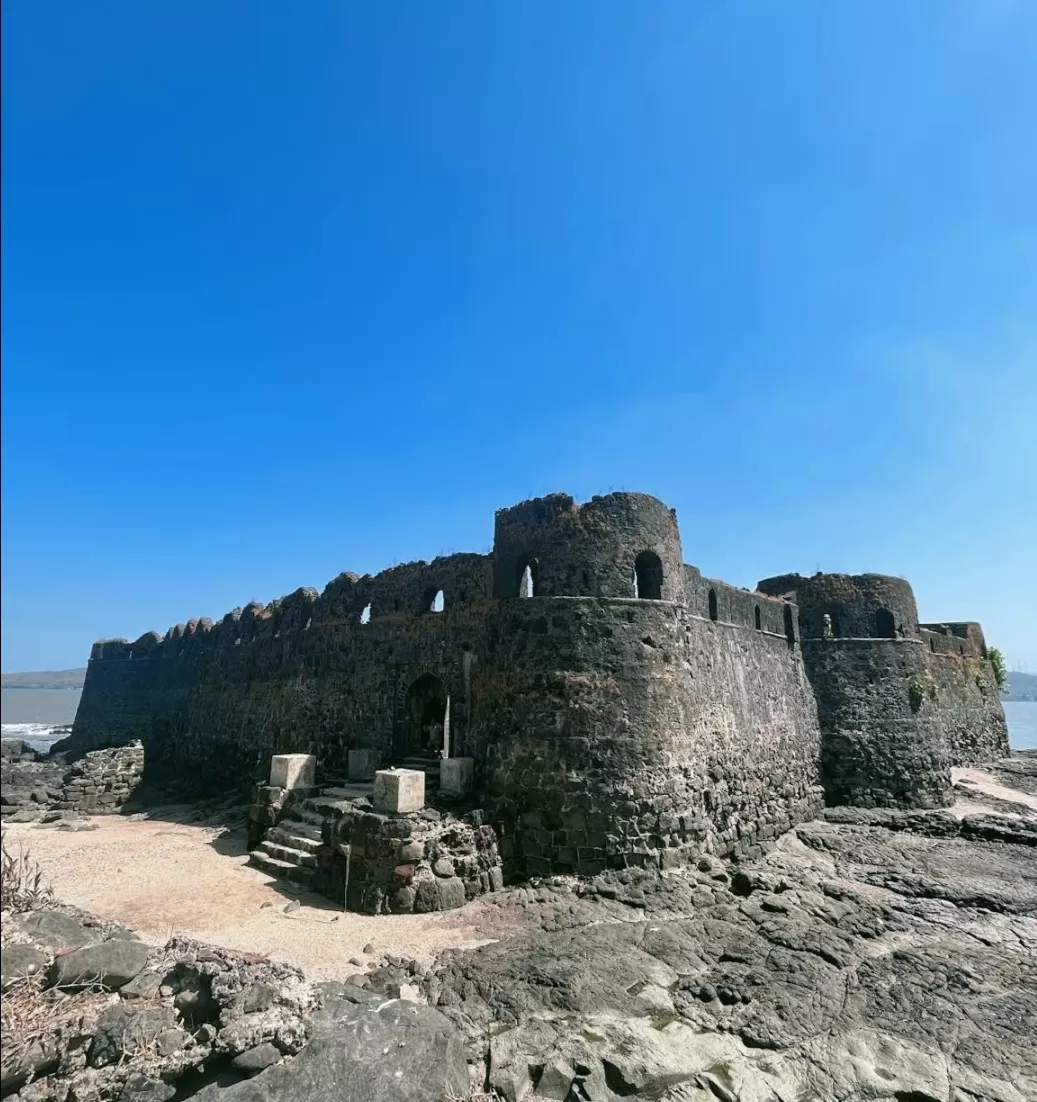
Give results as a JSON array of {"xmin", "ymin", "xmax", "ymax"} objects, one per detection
[
  {"xmin": 1, "ymin": 834, "xmax": 55, "ymax": 913},
  {"xmin": 0, "ymin": 972, "xmax": 108, "ymax": 1083}
]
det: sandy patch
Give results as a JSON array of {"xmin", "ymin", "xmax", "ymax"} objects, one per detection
[
  {"xmin": 950, "ymin": 766, "xmax": 1037, "ymax": 819},
  {"xmin": 1, "ymin": 816, "xmax": 495, "ymax": 981}
]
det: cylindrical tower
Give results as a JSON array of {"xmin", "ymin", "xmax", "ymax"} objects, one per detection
[
  {"xmin": 757, "ymin": 572, "xmax": 952, "ymax": 809},
  {"xmin": 491, "ymin": 492, "xmax": 685, "ymax": 603},
  {"xmin": 757, "ymin": 572, "xmax": 919, "ymax": 641}
]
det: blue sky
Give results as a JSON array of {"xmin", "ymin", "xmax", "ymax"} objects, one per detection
[{"xmin": 2, "ymin": 1, "xmax": 1035, "ymax": 672}]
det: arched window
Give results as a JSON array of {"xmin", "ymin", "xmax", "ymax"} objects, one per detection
[
  {"xmin": 875, "ymin": 607, "xmax": 896, "ymax": 638},
  {"xmin": 633, "ymin": 551, "xmax": 663, "ymax": 600},
  {"xmin": 830, "ymin": 612, "xmax": 842, "ymax": 638},
  {"xmin": 708, "ymin": 588, "xmax": 718, "ymax": 622},
  {"xmin": 517, "ymin": 557, "xmax": 539, "ymax": 597},
  {"xmin": 425, "ymin": 588, "xmax": 445, "ymax": 613},
  {"xmin": 754, "ymin": 605, "xmax": 762, "ymax": 630},
  {"xmin": 930, "ymin": 638, "xmax": 936, "ymax": 653},
  {"xmin": 783, "ymin": 605, "xmax": 796, "ymax": 647},
  {"xmin": 359, "ymin": 603, "xmax": 372, "ymax": 625}
]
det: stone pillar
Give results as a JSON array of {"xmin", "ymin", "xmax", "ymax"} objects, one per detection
[
  {"xmin": 373, "ymin": 769, "xmax": 425, "ymax": 814},
  {"xmin": 269, "ymin": 754, "xmax": 316, "ymax": 790},
  {"xmin": 440, "ymin": 757, "xmax": 474, "ymax": 797}
]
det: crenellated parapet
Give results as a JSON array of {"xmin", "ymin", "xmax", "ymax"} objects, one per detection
[
  {"xmin": 491, "ymin": 492, "xmax": 685, "ymax": 602},
  {"xmin": 756, "ymin": 571, "xmax": 1008, "ymax": 808},
  {"xmin": 70, "ymin": 492, "xmax": 1007, "ymax": 847}
]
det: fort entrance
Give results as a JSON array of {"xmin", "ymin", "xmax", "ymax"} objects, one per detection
[{"xmin": 402, "ymin": 673, "xmax": 449, "ymax": 761}]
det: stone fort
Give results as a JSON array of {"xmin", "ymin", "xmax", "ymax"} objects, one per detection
[{"xmin": 64, "ymin": 491, "xmax": 1009, "ymax": 912}]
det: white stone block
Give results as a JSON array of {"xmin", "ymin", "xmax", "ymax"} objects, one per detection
[
  {"xmin": 348, "ymin": 749, "xmax": 381, "ymax": 782},
  {"xmin": 269, "ymin": 754, "xmax": 316, "ymax": 790},
  {"xmin": 373, "ymin": 768, "xmax": 425, "ymax": 814},
  {"xmin": 440, "ymin": 757, "xmax": 474, "ymax": 797}
]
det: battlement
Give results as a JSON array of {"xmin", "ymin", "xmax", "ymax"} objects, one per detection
[{"xmin": 69, "ymin": 490, "xmax": 1008, "ymax": 890}]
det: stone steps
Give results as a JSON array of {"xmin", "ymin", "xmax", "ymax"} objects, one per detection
[
  {"xmin": 248, "ymin": 850, "xmax": 316, "ymax": 887},
  {"xmin": 400, "ymin": 758, "xmax": 441, "ymax": 787},
  {"xmin": 256, "ymin": 839, "xmax": 317, "ymax": 867},
  {"xmin": 284, "ymin": 807, "xmax": 326, "ymax": 829},
  {"xmin": 267, "ymin": 825, "xmax": 322, "ymax": 853}
]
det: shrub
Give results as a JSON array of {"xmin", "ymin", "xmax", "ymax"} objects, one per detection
[
  {"xmin": 988, "ymin": 647, "xmax": 1007, "ymax": 692},
  {"xmin": 0, "ymin": 836, "xmax": 54, "ymax": 912}
]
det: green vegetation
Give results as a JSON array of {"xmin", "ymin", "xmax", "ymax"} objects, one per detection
[{"xmin": 987, "ymin": 648, "xmax": 1007, "ymax": 692}]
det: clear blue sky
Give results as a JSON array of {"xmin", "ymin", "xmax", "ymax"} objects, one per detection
[{"xmin": 2, "ymin": 2, "xmax": 1035, "ymax": 673}]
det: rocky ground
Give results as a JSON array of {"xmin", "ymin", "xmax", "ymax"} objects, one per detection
[
  {"xmin": 2, "ymin": 753, "xmax": 1036, "ymax": 1102},
  {"xmin": 1, "ymin": 742, "xmax": 67, "ymax": 823}
]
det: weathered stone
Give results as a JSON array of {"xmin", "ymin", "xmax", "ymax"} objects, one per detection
[
  {"xmin": 195, "ymin": 983, "xmax": 467, "ymax": 1102},
  {"xmin": 88, "ymin": 1005, "xmax": 178, "ymax": 1067},
  {"xmin": 0, "ymin": 944, "xmax": 48, "ymax": 989},
  {"xmin": 436, "ymin": 877, "xmax": 466, "ymax": 911},
  {"xmin": 49, "ymin": 938, "xmax": 150, "ymax": 990},
  {"xmin": 232, "ymin": 1043, "xmax": 283, "ymax": 1074},
  {"xmin": 439, "ymin": 757, "xmax": 474, "ymax": 797},
  {"xmin": 432, "ymin": 857, "xmax": 455, "ymax": 878},
  {"xmin": 16, "ymin": 909, "xmax": 100, "ymax": 953},
  {"xmin": 398, "ymin": 839, "xmax": 423, "ymax": 862},
  {"xmin": 372, "ymin": 769, "xmax": 425, "ymax": 814},
  {"xmin": 119, "ymin": 1076, "xmax": 177, "ymax": 1102},
  {"xmin": 269, "ymin": 754, "xmax": 315, "ymax": 791}
]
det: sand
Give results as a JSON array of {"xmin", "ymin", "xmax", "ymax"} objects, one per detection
[{"xmin": 1, "ymin": 814, "xmax": 497, "ymax": 981}]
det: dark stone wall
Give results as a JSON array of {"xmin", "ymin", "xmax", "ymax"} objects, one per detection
[
  {"xmin": 925, "ymin": 649, "xmax": 1009, "ymax": 766},
  {"xmin": 766, "ymin": 573, "xmax": 1010, "ymax": 809},
  {"xmin": 800, "ymin": 639, "xmax": 952, "ymax": 809},
  {"xmin": 481, "ymin": 596, "xmax": 822, "ymax": 876},
  {"xmin": 758, "ymin": 573, "xmax": 920, "ymax": 640},
  {"xmin": 491, "ymin": 492, "xmax": 685, "ymax": 602},
  {"xmin": 65, "ymin": 496, "xmax": 1007, "ymax": 851}
]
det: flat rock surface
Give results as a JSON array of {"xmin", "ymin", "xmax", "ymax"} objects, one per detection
[
  {"xmin": 420, "ymin": 757, "xmax": 1037, "ymax": 1102},
  {"xmin": 4, "ymin": 756, "xmax": 1036, "ymax": 1102}
]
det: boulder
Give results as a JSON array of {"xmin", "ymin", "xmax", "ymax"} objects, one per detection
[
  {"xmin": 48, "ymin": 937, "xmax": 150, "ymax": 990},
  {"xmin": 232, "ymin": 1043, "xmax": 283, "ymax": 1075},
  {"xmin": 17, "ymin": 909, "xmax": 101, "ymax": 953},
  {"xmin": 194, "ymin": 982, "xmax": 468, "ymax": 1102},
  {"xmin": 0, "ymin": 944, "xmax": 48, "ymax": 990},
  {"xmin": 118, "ymin": 1074, "xmax": 177, "ymax": 1102}
]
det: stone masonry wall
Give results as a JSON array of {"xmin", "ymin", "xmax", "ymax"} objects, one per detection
[
  {"xmin": 800, "ymin": 640, "xmax": 952, "ymax": 809},
  {"xmin": 924, "ymin": 649, "xmax": 1010, "ymax": 766},
  {"xmin": 481, "ymin": 595, "xmax": 823, "ymax": 877},
  {"xmin": 63, "ymin": 495, "xmax": 1007, "ymax": 848},
  {"xmin": 52, "ymin": 742, "xmax": 145, "ymax": 813}
]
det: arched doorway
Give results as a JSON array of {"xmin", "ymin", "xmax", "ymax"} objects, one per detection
[
  {"xmin": 633, "ymin": 551, "xmax": 663, "ymax": 599},
  {"xmin": 875, "ymin": 607, "xmax": 896, "ymax": 638},
  {"xmin": 403, "ymin": 673, "xmax": 450, "ymax": 760}
]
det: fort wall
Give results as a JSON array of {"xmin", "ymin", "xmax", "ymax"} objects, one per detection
[
  {"xmin": 758, "ymin": 573, "xmax": 1010, "ymax": 808},
  {"xmin": 64, "ymin": 494, "xmax": 1009, "ymax": 864}
]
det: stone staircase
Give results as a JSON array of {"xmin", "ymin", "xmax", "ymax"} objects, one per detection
[
  {"xmin": 248, "ymin": 803, "xmax": 324, "ymax": 888},
  {"xmin": 248, "ymin": 761, "xmax": 442, "ymax": 888},
  {"xmin": 400, "ymin": 755, "xmax": 441, "ymax": 791}
]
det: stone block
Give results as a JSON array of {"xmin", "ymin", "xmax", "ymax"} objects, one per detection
[
  {"xmin": 439, "ymin": 757, "xmax": 474, "ymax": 797},
  {"xmin": 372, "ymin": 769, "xmax": 425, "ymax": 814},
  {"xmin": 347, "ymin": 749, "xmax": 381, "ymax": 782},
  {"xmin": 269, "ymin": 754, "xmax": 315, "ymax": 790}
]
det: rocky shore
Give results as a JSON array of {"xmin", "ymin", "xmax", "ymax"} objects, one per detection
[
  {"xmin": 1, "ymin": 742, "xmax": 67, "ymax": 823},
  {"xmin": 3, "ymin": 753, "xmax": 1036, "ymax": 1102}
]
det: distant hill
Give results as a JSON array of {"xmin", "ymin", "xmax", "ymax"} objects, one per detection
[
  {"xmin": 1004, "ymin": 671, "xmax": 1037, "ymax": 702},
  {"xmin": 1, "ymin": 668, "xmax": 87, "ymax": 690}
]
